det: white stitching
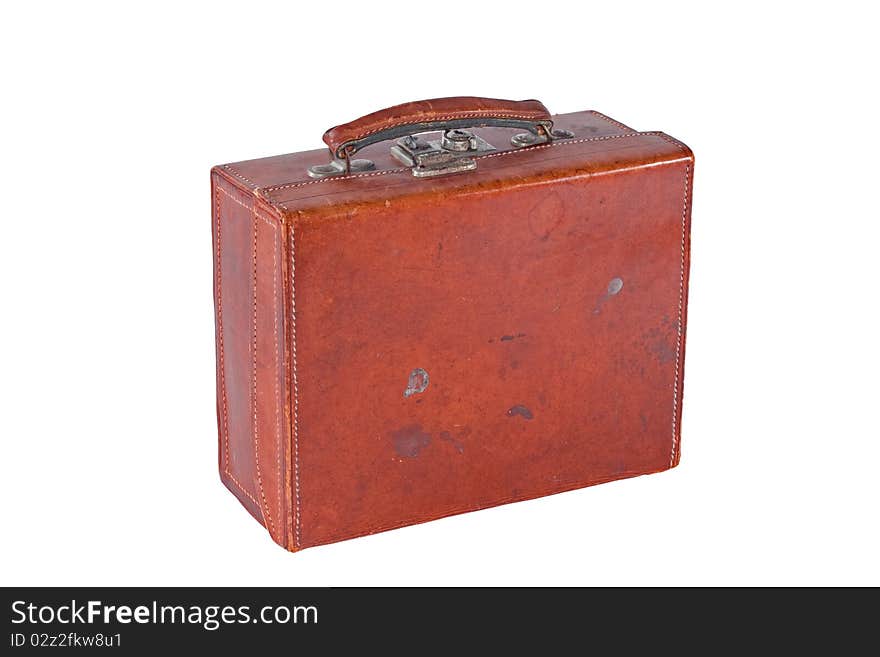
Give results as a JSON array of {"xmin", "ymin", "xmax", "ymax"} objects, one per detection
[
  {"xmin": 217, "ymin": 183, "xmax": 270, "ymax": 511},
  {"xmin": 670, "ymin": 163, "xmax": 691, "ymax": 467},
  {"xmin": 289, "ymin": 224, "xmax": 301, "ymax": 548},
  {"xmin": 217, "ymin": 183, "xmax": 286, "ymax": 542},
  {"xmin": 215, "ymin": 186, "xmax": 281, "ymax": 540},
  {"xmin": 215, "ymin": 186, "xmax": 276, "ymax": 222},
  {"xmin": 655, "ymin": 133, "xmax": 689, "ymax": 154},
  {"xmin": 588, "ymin": 110, "xmax": 636, "ymax": 133},
  {"xmin": 252, "ymin": 220, "xmax": 276, "ymax": 535},
  {"xmin": 226, "ymin": 472, "xmax": 260, "ymax": 506},
  {"xmin": 473, "ymin": 132, "xmax": 666, "ymax": 162},
  {"xmin": 215, "ymin": 185, "xmax": 230, "ymax": 475},
  {"xmin": 223, "ymin": 163, "xmax": 259, "ymax": 190},
  {"xmin": 264, "ymin": 167, "xmax": 409, "ymax": 194},
  {"xmin": 260, "ymin": 132, "xmax": 671, "ymax": 195},
  {"xmin": 265, "ymin": 215, "xmax": 282, "ymax": 541}
]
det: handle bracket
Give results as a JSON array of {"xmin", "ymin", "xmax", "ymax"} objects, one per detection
[{"xmin": 307, "ymin": 97, "xmax": 567, "ymax": 179}]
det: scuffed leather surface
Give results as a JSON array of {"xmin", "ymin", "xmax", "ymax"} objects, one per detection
[
  {"xmin": 211, "ymin": 109, "xmax": 693, "ymax": 551},
  {"xmin": 323, "ymin": 97, "xmax": 550, "ymax": 156}
]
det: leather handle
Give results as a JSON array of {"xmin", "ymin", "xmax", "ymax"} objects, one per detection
[{"xmin": 322, "ymin": 97, "xmax": 553, "ymax": 160}]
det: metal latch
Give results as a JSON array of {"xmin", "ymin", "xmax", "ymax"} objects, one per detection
[{"xmin": 390, "ymin": 129, "xmax": 496, "ymax": 178}]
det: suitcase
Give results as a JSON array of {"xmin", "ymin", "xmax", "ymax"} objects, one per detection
[{"xmin": 210, "ymin": 97, "xmax": 694, "ymax": 551}]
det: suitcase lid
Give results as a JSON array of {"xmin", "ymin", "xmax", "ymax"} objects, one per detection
[{"xmin": 214, "ymin": 98, "xmax": 691, "ymax": 221}]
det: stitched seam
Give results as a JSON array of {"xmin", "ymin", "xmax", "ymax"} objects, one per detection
[
  {"xmin": 225, "ymin": 472, "xmax": 260, "ymax": 506},
  {"xmin": 252, "ymin": 218, "xmax": 276, "ymax": 535},
  {"xmin": 473, "ymin": 132, "xmax": 664, "ymax": 161},
  {"xmin": 217, "ymin": 183, "xmax": 264, "ymax": 510},
  {"xmin": 265, "ymin": 167, "xmax": 409, "ymax": 193},
  {"xmin": 215, "ymin": 186, "xmax": 230, "ymax": 475},
  {"xmin": 588, "ymin": 110, "xmax": 636, "ymax": 133},
  {"xmin": 261, "ymin": 132, "xmax": 669, "ymax": 194},
  {"xmin": 216, "ymin": 186, "xmax": 276, "ymax": 222},
  {"xmin": 215, "ymin": 184, "xmax": 285, "ymax": 528},
  {"xmin": 337, "ymin": 111, "xmax": 548, "ymax": 143},
  {"xmin": 223, "ymin": 164, "xmax": 259, "ymax": 190},
  {"xmin": 670, "ymin": 163, "xmax": 691, "ymax": 466},
  {"xmin": 289, "ymin": 224, "xmax": 301, "ymax": 548},
  {"xmin": 264, "ymin": 214, "xmax": 283, "ymax": 541},
  {"xmin": 656, "ymin": 133, "xmax": 690, "ymax": 153}
]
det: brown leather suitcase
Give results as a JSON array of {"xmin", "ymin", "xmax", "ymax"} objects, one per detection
[{"xmin": 211, "ymin": 97, "xmax": 694, "ymax": 551}]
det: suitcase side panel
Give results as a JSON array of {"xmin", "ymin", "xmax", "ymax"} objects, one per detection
[
  {"xmin": 291, "ymin": 152, "xmax": 693, "ymax": 549},
  {"xmin": 212, "ymin": 173, "xmax": 289, "ymax": 548}
]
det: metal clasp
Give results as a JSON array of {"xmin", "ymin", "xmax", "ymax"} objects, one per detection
[{"xmin": 390, "ymin": 129, "xmax": 496, "ymax": 178}]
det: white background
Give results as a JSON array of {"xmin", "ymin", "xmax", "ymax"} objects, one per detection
[{"xmin": 1, "ymin": 1, "xmax": 877, "ymax": 586}]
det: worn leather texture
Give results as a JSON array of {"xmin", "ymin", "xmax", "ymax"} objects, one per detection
[{"xmin": 211, "ymin": 105, "xmax": 694, "ymax": 551}]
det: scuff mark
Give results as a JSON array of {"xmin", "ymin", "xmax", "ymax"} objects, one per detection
[
  {"xmin": 528, "ymin": 192, "xmax": 565, "ymax": 241},
  {"xmin": 403, "ymin": 367, "xmax": 429, "ymax": 398},
  {"xmin": 649, "ymin": 340, "xmax": 677, "ymax": 364},
  {"xmin": 593, "ymin": 276, "xmax": 624, "ymax": 314},
  {"xmin": 391, "ymin": 424, "xmax": 431, "ymax": 458},
  {"xmin": 439, "ymin": 431, "xmax": 465, "ymax": 454},
  {"xmin": 500, "ymin": 332, "xmax": 527, "ymax": 342},
  {"xmin": 507, "ymin": 405, "xmax": 534, "ymax": 420},
  {"xmin": 643, "ymin": 326, "xmax": 676, "ymax": 364}
]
